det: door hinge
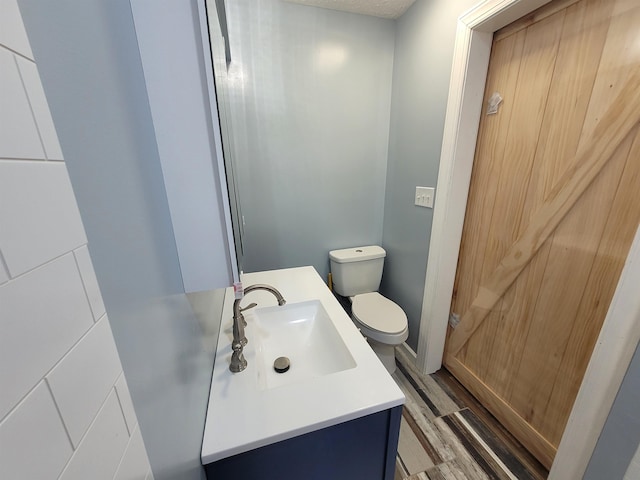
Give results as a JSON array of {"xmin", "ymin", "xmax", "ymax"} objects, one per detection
[{"xmin": 449, "ymin": 312, "xmax": 460, "ymax": 329}]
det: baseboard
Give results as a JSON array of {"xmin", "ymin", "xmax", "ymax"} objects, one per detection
[{"xmin": 398, "ymin": 342, "xmax": 417, "ymax": 360}]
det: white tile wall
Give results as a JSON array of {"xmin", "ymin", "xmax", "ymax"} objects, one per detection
[
  {"xmin": 0, "ymin": 6, "xmax": 153, "ymax": 480},
  {"xmin": 15, "ymin": 56, "xmax": 65, "ymax": 160},
  {"xmin": 115, "ymin": 373, "xmax": 138, "ymax": 435},
  {"xmin": 0, "ymin": 256, "xmax": 8, "ymax": 285},
  {"xmin": 47, "ymin": 315, "xmax": 123, "ymax": 446},
  {"xmin": 0, "ymin": 253, "xmax": 94, "ymax": 419},
  {"xmin": 0, "ymin": 0, "xmax": 33, "ymax": 59},
  {"xmin": 0, "ymin": 382, "xmax": 72, "ymax": 480},
  {"xmin": 0, "ymin": 160, "xmax": 87, "ymax": 276},
  {"xmin": 114, "ymin": 426, "xmax": 152, "ymax": 480},
  {"xmin": 0, "ymin": 48, "xmax": 44, "ymax": 159},
  {"xmin": 74, "ymin": 245, "xmax": 107, "ymax": 321},
  {"xmin": 59, "ymin": 391, "xmax": 130, "ymax": 480}
]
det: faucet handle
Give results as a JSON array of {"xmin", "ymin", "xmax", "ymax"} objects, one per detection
[
  {"xmin": 238, "ymin": 302, "xmax": 257, "ymax": 328},
  {"xmin": 239, "ymin": 302, "xmax": 258, "ymax": 313}
]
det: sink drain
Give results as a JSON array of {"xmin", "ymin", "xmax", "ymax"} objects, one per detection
[{"xmin": 273, "ymin": 356, "xmax": 290, "ymax": 373}]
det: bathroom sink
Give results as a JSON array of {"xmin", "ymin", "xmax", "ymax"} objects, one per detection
[
  {"xmin": 252, "ymin": 300, "xmax": 357, "ymax": 390},
  {"xmin": 202, "ymin": 266, "xmax": 405, "ymax": 464}
]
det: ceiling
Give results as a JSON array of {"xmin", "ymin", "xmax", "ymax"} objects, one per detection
[{"xmin": 283, "ymin": 0, "xmax": 417, "ymax": 19}]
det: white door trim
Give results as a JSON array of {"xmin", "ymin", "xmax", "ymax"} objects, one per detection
[{"xmin": 416, "ymin": 0, "xmax": 640, "ymax": 476}]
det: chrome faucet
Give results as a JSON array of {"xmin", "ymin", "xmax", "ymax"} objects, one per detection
[{"xmin": 230, "ymin": 284, "xmax": 286, "ymax": 373}]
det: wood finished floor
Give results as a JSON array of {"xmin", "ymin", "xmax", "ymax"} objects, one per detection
[{"xmin": 393, "ymin": 348, "xmax": 548, "ymax": 480}]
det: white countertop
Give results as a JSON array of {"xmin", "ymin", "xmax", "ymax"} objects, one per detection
[{"xmin": 201, "ymin": 266, "xmax": 405, "ymax": 464}]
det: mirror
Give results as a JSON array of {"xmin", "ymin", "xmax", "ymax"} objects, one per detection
[{"xmin": 206, "ymin": 0, "xmax": 396, "ymax": 282}]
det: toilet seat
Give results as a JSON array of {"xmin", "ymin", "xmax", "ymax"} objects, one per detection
[{"xmin": 351, "ymin": 292, "xmax": 408, "ymax": 336}]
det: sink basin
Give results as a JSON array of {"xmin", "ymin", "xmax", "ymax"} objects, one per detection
[{"xmin": 252, "ymin": 300, "xmax": 357, "ymax": 390}]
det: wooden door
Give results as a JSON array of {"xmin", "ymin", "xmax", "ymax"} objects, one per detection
[{"xmin": 444, "ymin": 0, "xmax": 640, "ymax": 469}]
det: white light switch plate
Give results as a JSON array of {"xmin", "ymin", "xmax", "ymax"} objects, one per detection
[{"xmin": 415, "ymin": 186, "xmax": 435, "ymax": 208}]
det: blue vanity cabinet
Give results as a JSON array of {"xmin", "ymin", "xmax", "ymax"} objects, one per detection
[{"xmin": 204, "ymin": 405, "xmax": 402, "ymax": 480}]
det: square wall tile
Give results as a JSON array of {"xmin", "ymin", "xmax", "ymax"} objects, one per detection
[
  {"xmin": 115, "ymin": 373, "xmax": 138, "ymax": 435},
  {"xmin": 0, "ymin": 382, "xmax": 72, "ymax": 480},
  {"xmin": 0, "ymin": 253, "xmax": 94, "ymax": 419},
  {"xmin": 59, "ymin": 391, "xmax": 129, "ymax": 480},
  {"xmin": 0, "ymin": 0, "xmax": 34, "ymax": 59},
  {"xmin": 73, "ymin": 245, "xmax": 106, "ymax": 321},
  {"xmin": 0, "ymin": 50, "xmax": 43, "ymax": 159},
  {"xmin": 16, "ymin": 56, "xmax": 64, "ymax": 160},
  {"xmin": 0, "ymin": 160, "xmax": 87, "ymax": 277},
  {"xmin": 47, "ymin": 316, "xmax": 123, "ymax": 447},
  {"xmin": 114, "ymin": 426, "xmax": 151, "ymax": 480}
]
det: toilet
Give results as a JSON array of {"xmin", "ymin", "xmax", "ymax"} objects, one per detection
[{"xmin": 329, "ymin": 246, "xmax": 408, "ymax": 374}]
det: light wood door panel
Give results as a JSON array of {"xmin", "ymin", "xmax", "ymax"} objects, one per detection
[{"xmin": 444, "ymin": 0, "xmax": 640, "ymax": 468}]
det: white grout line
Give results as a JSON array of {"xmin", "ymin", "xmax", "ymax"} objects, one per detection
[
  {"xmin": 0, "ymin": 43, "xmax": 35, "ymax": 62},
  {"xmin": 72, "ymin": 246, "xmax": 100, "ymax": 322},
  {"xmin": 454, "ymin": 411, "xmax": 519, "ymax": 480},
  {"xmin": 44, "ymin": 378, "xmax": 75, "ymax": 450},
  {"xmin": 113, "ymin": 372, "xmax": 133, "ymax": 437},
  {"xmin": 0, "ymin": 249, "xmax": 10, "ymax": 283},
  {"xmin": 13, "ymin": 54, "xmax": 49, "ymax": 160}
]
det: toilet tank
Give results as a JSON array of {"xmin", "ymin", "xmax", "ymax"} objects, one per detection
[{"xmin": 329, "ymin": 246, "xmax": 386, "ymax": 297}]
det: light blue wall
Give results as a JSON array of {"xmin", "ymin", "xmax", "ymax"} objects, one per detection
[
  {"xmin": 380, "ymin": 0, "xmax": 478, "ymax": 350},
  {"xmin": 18, "ymin": 1, "xmax": 223, "ymax": 479},
  {"xmin": 223, "ymin": 0, "xmax": 396, "ymax": 281},
  {"xmin": 584, "ymin": 342, "xmax": 640, "ymax": 479}
]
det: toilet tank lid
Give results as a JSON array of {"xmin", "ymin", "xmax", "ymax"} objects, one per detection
[{"xmin": 329, "ymin": 246, "xmax": 386, "ymax": 263}]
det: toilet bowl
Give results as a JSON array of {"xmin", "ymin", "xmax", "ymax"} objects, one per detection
[
  {"xmin": 350, "ymin": 292, "xmax": 408, "ymax": 373},
  {"xmin": 329, "ymin": 245, "xmax": 409, "ymax": 374}
]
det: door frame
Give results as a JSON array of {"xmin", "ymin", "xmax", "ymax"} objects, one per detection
[{"xmin": 415, "ymin": 0, "xmax": 640, "ymax": 477}]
